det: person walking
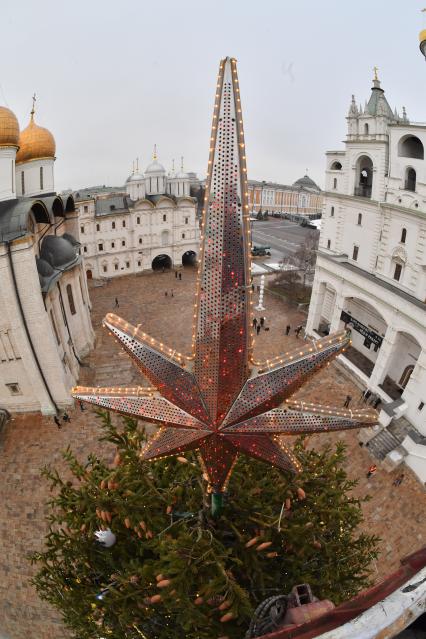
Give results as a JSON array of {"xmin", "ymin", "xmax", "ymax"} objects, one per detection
[
  {"xmin": 114, "ymin": 297, "xmax": 119, "ymax": 308},
  {"xmin": 285, "ymin": 324, "xmax": 291, "ymax": 336},
  {"xmin": 165, "ymin": 291, "xmax": 168, "ymax": 297},
  {"xmin": 79, "ymin": 400, "xmax": 85, "ymax": 412},
  {"xmin": 162, "ymin": 266, "xmax": 165, "ymax": 273},
  {"xmin": 256, "ymin": 324, "xmax": 261, "ymax": 335},
  {"xmin": 366, "ymin": 464, "xmax": 377, "ymax": 479},
  {"xmin": 178, "ymin": 273, "xmax": 182, "ymax": 280},
  {"xmin": 343, "ymin": 395, "xmax": 352, "ymax": 408},
  {"xmin": 295, "ymin": 325, "xmax": 302, "ymax": 338},
  {"xmin": 362, "ymin": 389, "xmax": 371, "ymax": 403},
  {"xmin": 373, "ymin": 397, "xmax": 381, "ymax": 409},
  {"xmin": 62, "ymin": 412, "xmax": 71, "ymax": 423},
  {"xmin": 54, "ymin": 416, "xmax": 62, "ymax": 429},
  {"xmin": 392, "ymin": 473, "xmax": 405, "ymax": 487},
  {"xmin": 171, "ymin": 290, "xmax": 174, "ymax": 298},
  {"xmin": 175, "ymin": 271, "xmax": 178, "ymax": 279},
  {"xmin": 260, "ymin": 317, "xmax": 265, "ymax": 328},
  {"xmin": 253, "ymin": 318, "xmax": 257, "ymax": 328}
]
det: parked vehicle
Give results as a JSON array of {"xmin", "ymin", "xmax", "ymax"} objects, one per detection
[{"xmin": 251, "ymin": 245, "xmax": 271, "ymax": 257}]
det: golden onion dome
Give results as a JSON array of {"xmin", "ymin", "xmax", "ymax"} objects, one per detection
[
  {"xmin": 16, "ymin": 112, "xmax": 56, "ymax": 165},
  {"xmin": 0, "ymin": 106, "xmax": 20, "ymax": 148}
]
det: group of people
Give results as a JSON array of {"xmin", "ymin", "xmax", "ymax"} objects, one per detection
[
  {"xmin": 252, "ymin": 316, "xmax": 267, "ymax": 335},
  {"xmin": 361, "ymin": 388, "xmax": 382, "ymax": 409},
  {"xmin": 365, "ymin": 464, "xmax": 405, "ymax": 487},
  {"xmin": 53, "ymin": 400, "xmax": 86, "ymax": 429}
]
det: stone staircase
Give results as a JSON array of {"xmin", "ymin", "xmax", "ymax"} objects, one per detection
[
  {"xmin": 367, "ymin": 428, "xmax": 401, "ymax": 460},
  {"xmin": 367, "ymin": 416, "xmax": 423, "ymax": 461}
]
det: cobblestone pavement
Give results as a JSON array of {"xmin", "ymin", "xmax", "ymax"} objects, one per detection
[{"xmin": 0, "ymin": 269, "xmax": 425, "ymax": 639}]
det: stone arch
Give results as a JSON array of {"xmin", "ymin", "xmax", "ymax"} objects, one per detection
[
  {"xmin": 398, "ymin": 135, "xmax": 424, "ymax": 160},
  {"xmin": 86, "ymin": 269, "xmax": 93, "ymax": 280},
  {"xmin": 330, "ymin": 161, "xmax": 342, "ymax": 170},
  {"xmin": 381, "ymin": 331, "xmax": 422, "ymax": 398},
  {"xmin": 354, "ymin": 154, "xmax": 373, "ymax": 198},
  {"xmin": 152, "ymin": 254, "xmax": 172, "ymax": 271},
  {"xmin": 340, "ymin": 296, "xmax": 388, "ymax": 377},
  {"xmin": 182, "ymin": 250, "xmax": 197, "ymax": 267}
]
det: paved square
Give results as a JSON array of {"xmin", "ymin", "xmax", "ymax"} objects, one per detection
[{"xmin": 0, "ymin": 269, "xmax": 424, "ymax": 639}]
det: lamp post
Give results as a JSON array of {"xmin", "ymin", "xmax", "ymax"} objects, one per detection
[{"xmin": 259, "ymin": 180, "xmax": 266, "ymax": 219}]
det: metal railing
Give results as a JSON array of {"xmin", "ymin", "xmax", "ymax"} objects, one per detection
[{"xmin": 354, "ymin": 185, "xmax": 372, "ymax": 198}]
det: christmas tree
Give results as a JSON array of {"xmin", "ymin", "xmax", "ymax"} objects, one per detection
[{"xmin": 31, "ymin": 411, "xmax": 379, "ymax": 639}]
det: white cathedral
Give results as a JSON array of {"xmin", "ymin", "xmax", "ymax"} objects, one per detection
[
  {"xmin": 0, "ymin": 102, "xmax": 94, "ymax": 414},
  {"xmin": 306, "ymin": 71, "xmax": 426, "ymax": 483},
  {"xmin": 75, "ymin": 150, "xmax": 200, "ymax": 278}
]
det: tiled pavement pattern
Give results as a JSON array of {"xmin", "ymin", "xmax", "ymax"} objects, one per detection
[{"xmin": 0, "ymin": 269, "xmax": 425, "ymax": 639}]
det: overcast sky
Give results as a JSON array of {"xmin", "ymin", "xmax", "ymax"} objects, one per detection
[{"xmin": 1, "ymin": 0, "xmax": 425, "ymax": 191}]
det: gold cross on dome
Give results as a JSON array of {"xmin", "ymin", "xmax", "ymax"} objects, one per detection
[{"xmin": 31, "ymin": 93, "xmax": 36, "ymax": 116}]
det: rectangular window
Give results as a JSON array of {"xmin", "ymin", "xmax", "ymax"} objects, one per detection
[
  {"xmin": 114, "ymin": 263, "xmax": 119, "ymax": 271},
  {"xmin": 96, "ymin": 223, "xmax": 100, "ymax": 231},
  {"xmin": 182, "ymin": 233, "xmax": 185, "ymax": 239},
  {"xmin": 352, "ymin": 245, "xmax": 359, "ymax": 261},
  {"xmin": 21, "ymin": 171, "xmax": 25, "ymax": 195},
  {"xmin": 83, "ymin": 245, "xmax": 87, "ymax": 253},
  {"xmin": 137, "ymin": 260, "xmax": 141, "ymax": 267},
  {"xmin": 122, "ymin": 240, "xmax": 125, "ymax": 247},
  {"xmin": 103, "ymin": 265, "xmax": 107, "ymax": 273},
  {"xmin": 126, "ymin": 261, "xmax": 130, "ymax": 268},
  {"xmin": 6, "ymin": 382, "xmax": 22, "ymax": 396},
  {"xmin": 66, "ymin": 284, "xmax": 76, "ymax": 315},
  {"xmin": 163, "ymin": 214, "xmax": 167, "ymax": 222},
  {"xmin": 357, "ymin": 213, "xmax": 362, "ymax": 225},
  {"xmin": 112, "ymin": 221, "xmax": 116, "ymax": 230},
  {"xmin": 122, "ymin": 220, "xmax": 126, "ymax": 227},
  {"xmin": 111, "ymin": 241, "xmax": 115, "ymax": 248},
  {"xmin": 139, "ymin": 238, "xmax": 142, "ymax": 244},
  {"xmin": 83, "ymin": 205, "xmax": 88, "ymax": 213},
  {"xmin": 50, "ymin": 310, "xmax": 60, "ymax": 345},
  {"xmin": 394, "ymin": 263, "xmax": 402, "ymax": 281},
  {"xmin": 330, "ymin": 207, "xmax": 334, "ymax": 217},
  {"xmin": 185, "ymin": 217, "xmax": 189, "ymax": 224},
  {"xmin": 137, "ymin": 216, "xmax": 140, "ymax": 224},
  {"xmin": 80, "ymin": 225, "xmax": 85, "ymax": 234},
  {"xmin": 327, "ymin": 239, "xmax": 331, "ymax": 249},
  {"xmin": 98, "ymin": 243, "xmax": 103, "ymax": 251},
  {"xmin": 418, "ymin": 402, "xmax": 424, "ymax": 411},
  {"xmin": 40, "ymin": 166, "xmax": 44, "ymax": 190}
]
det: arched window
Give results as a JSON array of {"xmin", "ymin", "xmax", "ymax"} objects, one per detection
[
  {"xmin": 330, "ymin": 206, "xmax": 334, "ymax": 217},
  {"xmin": 330, "ymin": 161, "xmax": 342, "ymax": 170},
  {"xmin": 364, "ymin": 123, "xmax": 369, "ymax": 135},
  {"xmin": 357, "ymin": 213, "xmax": 362, "ymax": 225},
  {"xmin": 21, "ymin": 171, "xmax": 25, "ymax": 195},
  {"xmin": 40, "ymin": 166, "xmax": 44, "ymax": 190},
  {"xmin": 405, "ymin": 168, "xmax": 416, "ymax": 192},
  {"xmin": 66, "ymin": 284, "xmax": 76, "ymax": 315},
  {"xmin": 333, "ymin": 178, "xmax": 337, "ymax": 189},
  {"xmin": 398, "ymin": 136, "xmax": 424, "ymax": 159},
  {"xmin": 163, "ymin": 214, "xmax": 167, "ymax": 222},
  {"xmin": 401, "ymin": 228, "xmax": 407, "ymax": 244}
]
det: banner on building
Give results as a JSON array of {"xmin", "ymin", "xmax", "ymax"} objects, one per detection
[{"xmin": 340, "ymin": 311, "xmax": 383, "ymax": 347}]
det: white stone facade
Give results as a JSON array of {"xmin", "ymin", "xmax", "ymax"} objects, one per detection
[
  {"xmin": 0, "ymin": 103, "xmax": 95, "ymax": 415},
  {"xmin": 75, "ymin": 155, "xmax": 200, "ymax": 278},
  {"xmin": 306, "ymin": 75, "xmax": 426, "ymax": 482}
]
